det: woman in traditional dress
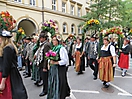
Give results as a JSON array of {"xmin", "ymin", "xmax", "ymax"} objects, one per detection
[
  {"xmin": 47, "ymin": 35, "xmax": 70, "ymax": 99},
  {"xmin": 118, "ymin": 38, "xmax": 130, "ymax": 77},
  {"xmin": 98, "ymin": 37, "xmax": 117, "ymax": 88},
  {"xmin": 74, "ymin": 38, "xmax": 85, "ymax": 75},
  {"xmin": 0, "ymin": 29, "xmax": 28, "ymax": 99}
]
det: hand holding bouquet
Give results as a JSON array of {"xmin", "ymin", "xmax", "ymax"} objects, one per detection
[
  {"xmin": 45, "ymin": 50, "xmax": 59, "ymax": 61},
  {"xmin": 45, "ymin": 50, "xmax": 59, "ymax": 66}
]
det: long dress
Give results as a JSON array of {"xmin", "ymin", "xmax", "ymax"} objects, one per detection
[
  {"xmin": 75, "ymin": 43, "xmax": 85, "ymax": 73},
  {"xmin": 98, "ymin": 44, "xmax": 116, "ymax": 82},
  {"xmin": 1, "ymin": 45, "xmax": 28, "ymax": 99},
  {"xmin": 118, "ymin": 44, "xmax": 130, "ymax": 69},
  {"xmin": 0, "ymin": 57, "xmax": 12, "ymax": 99},
  {"xmin": 47, "ymin": 45, "xmax": 70, "ymax": 99}
]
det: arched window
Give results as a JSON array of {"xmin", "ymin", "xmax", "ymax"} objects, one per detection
[
  {"xmin": 63, "ymin": 23, "xmax": 67, "ymax": 33},
  {"xmin": 71, "ymin": 24, "xmax": 75, "ymax": 34},
  {"xmin": 54, "ymin": 21, "xmax": 59, "ymax": 33},
  {"xmin": 78, "ymin": 26, "xmax": 82, "ymax": 34}
]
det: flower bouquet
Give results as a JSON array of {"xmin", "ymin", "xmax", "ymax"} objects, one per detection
[
  {"xmin": 45, "ymin": 50, "xmax": 59, "ymax": 61},
  {"xmin": 83, "ymin": 19, "xmax": 100, "ymax": 31},
  {"xmin": 87, "ymin": 19, "xmax": 100, "ymax": 25},
  {"xmin": 41, "ymin": 20, "xmax": 58, "ymax": 37},
  {"xmin": 104, "ymin": 27, "xmax": 123, "ymax": 37},
  {"xmin": 0, "ymin": 11, "xmax": 16, "ymax": 31},
  {"xmin": 16, "ymin": 27, "xmax": 26, "ymax": 42}
]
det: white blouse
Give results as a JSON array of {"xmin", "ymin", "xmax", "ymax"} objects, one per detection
[
  {"xmin": 101, "ymin": 44, "xmax": 116, "ymax": 56},
  {"xmin": 75, "ymin": 43, "xmax": 82, "ymax": 52},
  {"xmin": 58, "ymin": 47, "xmax": 69, "ymax": 66}
]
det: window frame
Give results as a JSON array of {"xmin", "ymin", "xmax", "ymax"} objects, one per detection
[
  {"xmin": 78, "ymin": 26, "xmax": 82, "ymax": 34},
  {"xmin": 30, "ymin": 0, "xmax": 36, "ymax": 6},
  {"xmin": 52, "ymin": 0, "xmax": 57, "ymax": 10},
  {"xmin": 71, "ymin": 5, "xmax": 75, "ymax": 15},
  {"xmin": 62, "ymin": 2, "xmax": 66, "ymax": 13},
  {"xmin": 63, "ymin": 23, "xmax": 67, "ymax": 33},
  {"xmin": 71, "ymin": 24, "xmax": 75, "ymax": 34},
  {"xmin": 78, "ymin": 7, "xmax": 81, "ymax": 17},
  {"xmin": 14, "ymin": 0, "xmax": 22, "ymax": 3}
]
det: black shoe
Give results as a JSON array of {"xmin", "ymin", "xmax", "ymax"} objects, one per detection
[
  {"xmin": 77, "ymin": 72, "xmax": 83, "ymax": 75},
  {"xmin": 37, "ymin": 82, "xmax": 43, "ymax": 87},
  {"xmin": 93, "ymin": 76, "xmax": 97, "ymax": 80},
  {"xmin": 39, "ymin": 92, "xmax": 47, "ymax": 97},
  {"xmin": 104, "ymin": 84, "xmax": 110, "ymax": 88},
  {"xmin": 34, "ymin": 81, "xmax": 39, "ymax": 85},
  {"xmin": 103, "ymin": 81, "xmax": 106, "ymax": 85},
  {"xmin": 24, "ymin": 75, "xmax": 31, "ymax": 78},
  {"xmin": 18, "ymin": 67, "xmax": 22, "ymax": 71}
]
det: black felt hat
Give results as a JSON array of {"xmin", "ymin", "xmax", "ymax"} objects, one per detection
[
  {"xmin": 39, "ymin": 31, "xmax": 48, "ymax": 39},
  {"xmin": 91, "ymin": 34, "xmax": 97, "ymax": 39},
  {"xmin": 25, "ymin": 36, "xmax": 32, "ymax": 41},
  {"xmin": 0, "ymin": 29, "xmax": 12, "ymax": 38}
]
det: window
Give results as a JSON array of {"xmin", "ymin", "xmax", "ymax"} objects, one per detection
[
  {"xmin": 78, "ymin": 7, "xmax": 81, "ymax": 17},
  {"xmin": 30, "ymin": 0, "xmax": 35, "ymax": 5},
  {"xmin": 71, "ymin": 24, "xmax": 75, "ymax": 34},
  {"xmin": 52, "ymin": 0, "xmax": 57, "ymax": 10},
  {"xmin": 55, "ymin": 21, "xmax": 59, "ymax": 33},
  {"xmin": 71, "ymin": 5, "xmax": 74, "ymax": 15},
  {"xmin": 14, "ymin": 0, "xmax": 21, "ymax": 2},
  {"xmin": 62, "ymin": 2, "xmax": 66, "ymax": 13},
  {"xmin": 78, "ymin": 27, "xmax": 82, "ymax": 34},
  {"xmin": 63, "ymin": 23, "xmax": 67, "ymax": 33}
]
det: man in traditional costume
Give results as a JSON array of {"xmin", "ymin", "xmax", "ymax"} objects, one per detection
[
  {"xmin": 87, "ymin": 34, "xmax": 99, "ymax": 80},
  {"xmin": 24, "ymin": 36, "xmax": 34, "ymax": 78},
  {"xmin": 35, "ymin": 31, "xmax": 51, "ymax": 96},
  {"xmin": 67, "ymin": 37, "xmax": 75, "ymax": 66}
]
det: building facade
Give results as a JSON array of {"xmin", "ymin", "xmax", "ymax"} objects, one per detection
[{"xmin": 0, "ymin": 0, "xmax": 91, "ymax": 39}]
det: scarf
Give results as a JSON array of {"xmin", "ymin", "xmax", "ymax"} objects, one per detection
[
  {"xmin": 35, "ymin": 41, "xmax": 47, "ymax": 66},
  {"xmin": 52, "ymin": 45, "xmax": 62, "ymax": 53}
]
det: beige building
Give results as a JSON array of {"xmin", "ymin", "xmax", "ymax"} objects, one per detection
[{"xmin": 0, "ymin": 0, "xmax": 91, "ymax": 39}]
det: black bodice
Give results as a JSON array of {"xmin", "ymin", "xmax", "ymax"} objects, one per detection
[{"xmin": 100, "ymin": 45, "xmax": 111, "ymax": 57}]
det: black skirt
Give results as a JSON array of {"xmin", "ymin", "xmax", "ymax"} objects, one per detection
[{"xmin": 47, "ymin": 65, "xmax": 70, "ymax": 99}]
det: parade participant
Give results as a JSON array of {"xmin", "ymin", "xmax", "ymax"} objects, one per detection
[
  {"xmin": 67, "ymin": 37, "xmax": 75, "ymax": 66},
  {"xmin": 84, "ymin": 37, "xmax": 89, "ymax": 67},
  {"xmin": 74, "ymin": 38, "xmax": 85, "ymax": 74},
  {"xmin": 0, "ymin": 29, "xmax": 28, "ymax": 99},
  {"xmin": 35, "ymin": 31, "xmax": 51, "ymax": 96},
  {"xmin": 24, "ymin": 36, "xmax": 33, "ymax": 78},
  {"xmin": 87, "ymin": 35, "xmax": 99, "ymax": 80},
  {"xmin": 17, "ymin": 41, "xmax": 23, "ymax": 71},
  {"xmin": 31, "ymin": 35, "xmax": 40, "ymax": 82},
  {"xmin": 118, "ymin": 38, "xmax": 130, "ymax": 77},
  {"xmin": 47, "ymin": 35, "xmax": 70, "ymax": 99},
  {"xmin": 72, "ymin": 39, "xmax": 77, "ymax": 68},
  {"xmin": 98, "ymin": 37, "xmax": 117, "ymax": 88}
]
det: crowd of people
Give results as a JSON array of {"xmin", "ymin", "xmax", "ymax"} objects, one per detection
[{"xmin": 0, "ymin": 28, "xmax": 132, "ymax": 99}]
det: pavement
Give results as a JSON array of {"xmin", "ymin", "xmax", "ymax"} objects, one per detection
[{"xmin": 21, "ymin": 56, "xmax": 132, "ymax": 99}]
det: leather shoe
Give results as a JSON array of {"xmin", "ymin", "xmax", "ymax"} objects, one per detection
[
  {"xmin": 39, "ymin": 92, "xmax": 47, "ymax": 97},
  {"xmin": 37, "ymin": 82, "xmax": 43, "ymax": 87},
  {"xmin": 104, "ymin": 84, "xmax": 110, "ymax": 88},
  {"xmin": 93, "ymin": 76, "xmax": 97, "ymax": 80},
  {"xmin": 24, "ymin": 75, "xmax": 31, "ymax": 78}
]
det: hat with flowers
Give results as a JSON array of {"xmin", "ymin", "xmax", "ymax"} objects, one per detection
[{"xmin": 0, "ymin": 11, "xmax": 16, "ymax": 38}]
